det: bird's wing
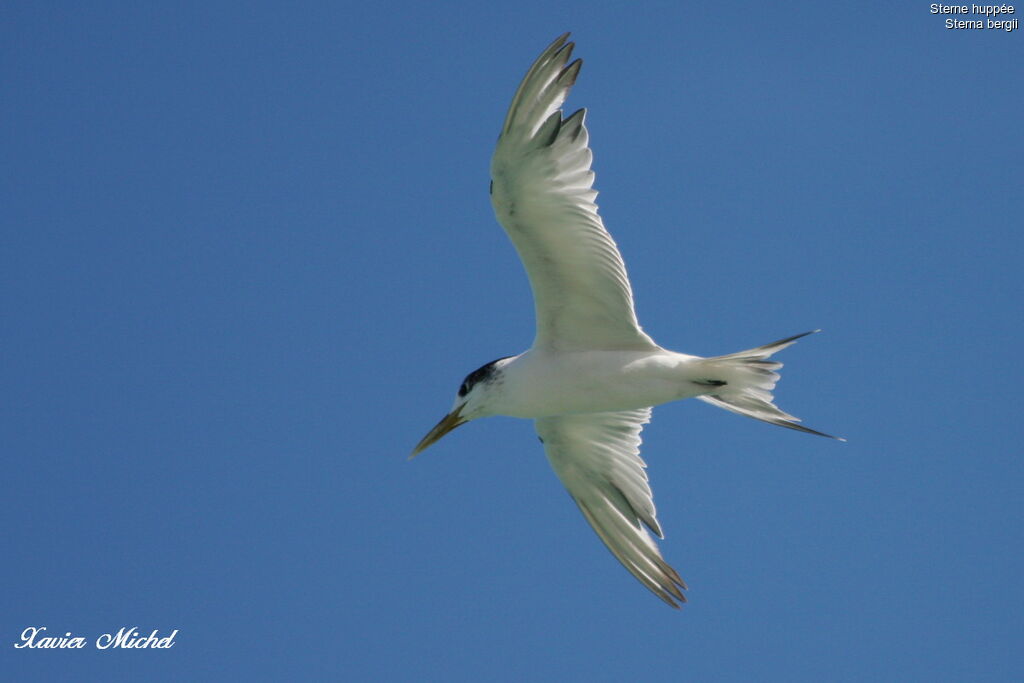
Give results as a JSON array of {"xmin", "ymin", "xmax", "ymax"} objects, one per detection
[
  {"xmin": 490, "ymin": 34, "xmax": 657, "ymax": 352},
  {"xmin": 535, "ymin": 409, "xmax": 687, "ymax": 607}
]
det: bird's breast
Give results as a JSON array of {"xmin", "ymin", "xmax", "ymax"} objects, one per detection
[{"xmin": 494, "ymin": 349, "xmax": 702, "ymax": 418}]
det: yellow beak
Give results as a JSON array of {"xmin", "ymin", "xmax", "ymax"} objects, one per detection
[{"xmin": 410, "ymin": 405, "xmax": 467, "ymax": 458}]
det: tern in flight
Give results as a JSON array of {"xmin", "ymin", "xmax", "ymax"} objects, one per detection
[{"xmin": 412, "ymin": 33, "xmax": 840, "ymax": 608}]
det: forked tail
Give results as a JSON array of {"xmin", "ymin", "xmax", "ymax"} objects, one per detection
[{"xmin": 696, "ymin": 330, "xmax": 843, "ymax": 440}]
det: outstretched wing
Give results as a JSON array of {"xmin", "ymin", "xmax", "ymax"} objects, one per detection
[
  {"xmin": 535, "ymin": 409, "xmax": 687, "ymax": 607},
  {"xmin": 490, "ymin": 34, "xmax": 656, "ymax": 352}
]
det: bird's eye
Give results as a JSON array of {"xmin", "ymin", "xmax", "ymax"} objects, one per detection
[{"xmin": 458, "ymin": 382, "xmax": 469, "ymax": 397}]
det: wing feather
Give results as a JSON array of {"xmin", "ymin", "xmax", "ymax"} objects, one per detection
[
  {"xmin": 536, "ymin": 409, "xmax": 687, "ymax": 608},
  {"xmin": 491, "ymin": 34, "xmax": 656, "ymax": 351}
]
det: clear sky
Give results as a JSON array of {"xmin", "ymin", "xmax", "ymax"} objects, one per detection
[{"xmin": 3, "ymin": 2, "xmax": 1022, "ymax": 681}]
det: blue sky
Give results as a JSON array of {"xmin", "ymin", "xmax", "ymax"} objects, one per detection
[{"xmin": 3, "ymin": 2, "xmax": 1021, "ymax": 681}]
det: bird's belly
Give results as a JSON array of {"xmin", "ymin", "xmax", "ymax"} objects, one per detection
[{"xmin": 497, "ymin": 350, "xmax": 703, "ymax": 418}]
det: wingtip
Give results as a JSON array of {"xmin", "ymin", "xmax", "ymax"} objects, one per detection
[
  {"xmin": 666, "ymin": 590, "xmax": 687, "ymax": 609},
  {"xmin": 545, "ymin": 32, "xmax": 573, "ymax": 56},
  {"xmin": 656, "ymin": 589, "xmax": 686, "ymax": 609},
  {"xmin": 561, "ymin": 57, "xmax": 582, "ymax": 87}
]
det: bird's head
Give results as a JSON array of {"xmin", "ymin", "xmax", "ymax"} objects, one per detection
[{"xmin": 411, "ymin": 356, "xmax": 513, "ymax": 457}]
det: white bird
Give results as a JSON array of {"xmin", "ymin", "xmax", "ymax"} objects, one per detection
[{"xmin": 412, "ymin": 33, "xmax": 840, "ymax": 608}]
